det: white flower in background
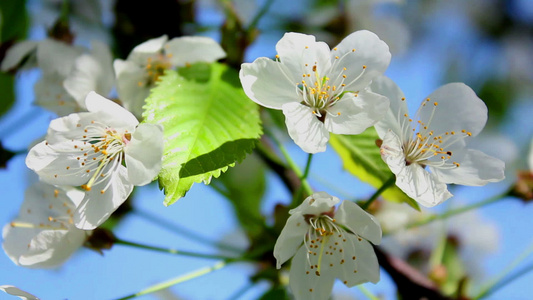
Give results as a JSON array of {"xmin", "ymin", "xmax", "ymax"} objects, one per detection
[
  {"xmin": 240, "ymin": 31, "xmax": 390, "ymax": 153},
  {"xmin": 1, "ymin": 39, "xmax": 114, "ymax": 116},
  {"xmin": 63, "ymin": 41, "xmax": 115, "ymax": 109},
  {"xmin": 26, "ymin": 92, "xmax": 164, "ymax": 229},
  {"xmin": 274, "ymin": 192, "xmax": 381, "ymax": 300},
  {"xmin": 2, "ymin": 182, "xmax": 89, "ymax": 268},
  {"xmin": 114, "ymin": 35, "xmax": 226, "ymax": 118},
  {"xmin": 372, "ymin": 76, "xmax": 505, "ymax": 207},
  {"xmin": 0, "ymin": 285, "xmax": 39, "ymax": 300}
]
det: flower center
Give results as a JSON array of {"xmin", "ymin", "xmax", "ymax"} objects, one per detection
[
  {"xmin": 139, "ymin": 54, "xmax": 172, "ymax": 87},
  {"xmin": 400, "ymin": 98, "xmax": 472, "ymax": 169},
  {"xmin": 304, "ymin": 214, "xmax": 349, "ymax": 276}
]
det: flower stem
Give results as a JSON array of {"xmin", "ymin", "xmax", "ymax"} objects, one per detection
[
  {"xmin": 361, "ymin": 175, "xmax": 396, "ymax": 210},
  {"xmin": 302, "ymin": 153, "xmax": 314, "ymax": 180},
  {"xmin": 114, "ymin": 260, "xmax": 228, "ymax": 300},
  {"xmin": 474, "ymin": 238, "xmax": 533, "ymax": 299},
  {"xmin": 357, "ymin": 285, "xmax": 380, "ymax": 300},
  {"xmin": 247, "ymin": 0, "xmax": 275, "ymax": 32},
  {"xmin": 405, "ymin": 192, "xmax": 508, "ymax": 230},
  {"xmin": 114, "ymin": 238, "xmax": 238, "ymax": 261}
]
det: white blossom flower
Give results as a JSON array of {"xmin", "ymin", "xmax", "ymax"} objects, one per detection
[
  {"xmin": 240, "ymin": 31, "xmax": 391, "ymax": 153},
  {"xmin": 1, "ymin": 39, "xmax": 114, "ymax": 116},
  {"xmin": 274, "ymin": 192, "xmax": 382, "ymax": 300},
  {"xmin": 114, "ymin": 35, "xmax": 226, "ymax": 118},
  {"xmin": 0, "ymin": 285, "xmax": 39, "ymax": 300},
  {"xmin": 372, "ymin": 76, "xmax": 505, "ymax": 207},
  {"xmin": 2, "ymin": 182, "xmax": 89, "ymax": 268},
  {"xmin": 26, "ymin": 92, "xmax": 164, "ymax": 229}
]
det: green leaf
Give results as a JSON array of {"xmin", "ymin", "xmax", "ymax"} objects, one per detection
[
  {"xmin": 0, "ymin": 73, "xmax": 14, "ymax": 117},
  {"xmin": 143, "ymin": 63, "xmax": 262, "ymax": 206},
  {"xmin": 0, "ymin": 0, "xmax": 28, "ymax": 42},
  {"xmin": 330, "ymin": 128, "xmax": 420, "ymax": 210}
]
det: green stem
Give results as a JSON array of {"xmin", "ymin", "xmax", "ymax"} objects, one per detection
[
  {"xmin": 247, "ymin": 0, "xmax": 275, "ymax": 32},
  {"xmin": 361, "ymin": 175, "xmax": 396, "ymax": 210},
  {"xmin": 302, "ymin": 153, "xmax": 313, "ymax": 180},
  {"xmin": 265, "ymin": 128, "xmax": 313, "ymax": 197},
  {"xmin": 132, "ymin": 209, "xmax": 242, "ymax": 254},
  {"xmin": 477, "ymin": 263, "xmax": 533, "ymax": 299},
  {"xmin": 357, "ymin": 285, "xmax": 380, "ymax": 300},
  {"xmin": 474, "ymin": 239, "xmax": 533, "ymax": 299},
  {"xmin": 406, "ymin": 192, "xmax": 508, "ymax": 230},
  {"xmin": 115, "ymin": 260, "xmax": 228, "ymax": 300},
  {"xmin": 115, "ymin": 238, "xmax": 239, "ymax": 261}
]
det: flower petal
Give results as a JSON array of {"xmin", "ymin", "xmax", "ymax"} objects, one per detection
[
  {"xmin": 127, "ymin": 35, "xmax": 168, "ymax": 65},
  {"xmin": 418, "ymin": 83, "xmax": 487, "ymax": 137},
  {"xmin": 381, "ymin": 131, "xmax": 452, "ymax": 207},
  {"xmin": 273, "ymin": 213, "xmax": 308, "ymax": 268},
  {"xmin": 37, "ymin": 39, "xmax": 83, "ymax": 77},
  {"xmin": 290, "ymin": 191, "xmax": 340, "ymax": 216},
  {"xmin": 0, "ymin": 285, "xmax": 40, "ymax": 300},
  {"xmin": 276, "ymin": 32, "xmax": 332, "ymax": 77},
  {"xmin": 0, "ymin": 40, "xmax": 38, "ymax": 71},
  {"xmin": 114, "ymin": 59, "xmax": 150, "ymax": 118},
  {"xmin": 370, "ymin": 75, "xmax": 409, "ymax": 139},
  {"xmin": 335, "ymin": 200, "xmax": 382, "ymax": 245},
  {"xmin": 73, "ymin": 166, "xmax": 133, "ymax": 229},
  {"xmin": 431, "ymin": 149, "xmax": 505, "ymax": 186},
  {"xmin": 34, "ymin": 74, "xmax": 80, "ymax": 116},
  {"xmin": 339, "ymin": 237, "xmax": 380, "ymax": 286},
  {"xmin": 125, "ymin": 123, "xmax": 164, "ymax": 186},
  {"xmin": 282, "ymin": 102, "xmax": 330, "ymax": 153},
  {"xmin": 289, "ymin": 246, "xmax": 336, "ymax": 300},
  {"xmin": 165, "ymin": 36, "xmax": 226, "ymax": 67},
  {"xmin": 85, "ymin": 91, "xmax": 139, "ymax": 127},
  {"xmin": 330, "ymin": 30, "xmax": 391, "ymax": 92},
  {"xmin": 324, "ymin": 90, "xmax": 389, "ymax": 135},
  {"xmin": 240, "ymin": 57, "xmax": 300, "ymax": 109}
]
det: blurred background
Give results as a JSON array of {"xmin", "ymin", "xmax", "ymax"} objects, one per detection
[{"xmin": 0, "ymin": 0, "xmax": 533, "ymax": 299}]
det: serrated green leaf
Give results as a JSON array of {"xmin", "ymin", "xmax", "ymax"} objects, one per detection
[
  {"xmin": 330, "ymin": 128, "xmax": 420, "ymax": 210},
  {"xmin": 143, "ymin": 63, "xmax": 262, "ymax": 206}
]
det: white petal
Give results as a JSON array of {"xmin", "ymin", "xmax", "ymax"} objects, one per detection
[
  {"xmin": 114, "ymin": 59, "xmax": 151, "ymax": 118},
  {"xmin": 339, "ymin": 237, "xmax": 380, "ymax": 286},
  {"xmin": 18, "ymin": 229, "xmax": 86, "ymax": 268},
  {"xmin": 165, "ymin": 36, "xmax": 226, "ymax": 67},
  {"xmin": 34, "ymin": 74, "xmax": 81, "ymax": 116},
  {"xmin": 239, "ymin": 57, "xmax": 300, "ymax": 109},
  {"xmin": 0, "ymin": 285, "xmax": 40, "ymax": 300},
  {"xmin": 330, "ymin": 30, "xmax": 391, "ymax": 92},
  {"xmin": 290, "ymin": 191, "xmax": 340, "ymax": 216},
  {"xmin": 85, "ymin": 91, "xmax": 139, "ymax": 127},
  {"xmin": 73, "ymin": 166, "xmax": 133, "ymax": 229},
  {"xmin": 335, "ymin": 201, "xmax": 382, "ymax": 245},
  {"xmin": 370, "ymin": 75, "xmax": 409, "ymax": 139},
  {"xmin": 63, "ymin": 55, "xmax": 102, "ymax": 105},
  {"xmin": 26, "ymin": 141, "xmax": 91, "ymax": 186},
  {"xmin": 1, "ymin": 40, "xmax": 38, "ymax": 71},
  {"xmin": 431, "ymin": 149, "xmax": 505, "ymax": 186},
  {"xmin": 127, "ymin": 35, "xmax": 168, "ymax": 65},
  {"xmin": 380, "ymin": 131, "xmax": 452, "ymax": 207},
  {"xmin": 324, "ymin": 90, "xmax": 389, "ymax": 135},
  {"xmin": 282, "ymin": 102, "xmax": 329, "ymax": 153},
  {"xmin": 276, "ymin": 32, "xmax": 332, "ymax": 77},
  {"xmin": 90, "ymin": 40, "xmax": 115, "ymax": 94},
  {"xmin": 289, "ymin": 246, "xmax": 336, "ymax": 300},
  {"xmin": 2, "ymin": 183, "xmax": 87, "ymax": 269},
  {"xmin": 37, "ymin": 39, "xmax": 83, "ymax": 76},
  {"xmin": 418, "ymin": 83, "xmax": 487, "ymax": 137},
  {"xmin": 396, "ymin": 163, "xmax": 452, "ymax": 207},
  {"xmin": 273, "ymin": 213, "xmax": 308, "ymax": 268},
  {"xmin": 125, "ymin": 123, "xmax": 164, "ymax": 186}
]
